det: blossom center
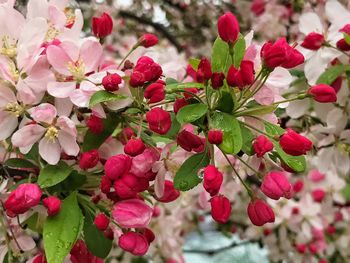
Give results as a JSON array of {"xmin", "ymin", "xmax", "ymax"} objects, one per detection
[
  {"xmin": 45, "ymin": 126, "xmax": 59, "ymax": 142},
  {"xmin": 5, "ymin": 102, "xmax": 24, "ymax": 117},
  {"xmin": 45, "ymin": 25, "xmax": 60, "ymax": 42},
  {"xmin": 1, "ymin": 36, "xmax": 17, "ymax": 59},
  {"xmin": 67, "ymin": 60, "xmax": 85, "ymax": 82}
]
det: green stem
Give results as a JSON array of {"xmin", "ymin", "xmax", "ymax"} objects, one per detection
[
  {"xmin": 220, "ymin": 150, "xmax": 253, "ymax": 197},
  {"xmin": 234, "ymin": 155, "xmax": 262, "ymax": 178},
  {"xmin": 271, "ymin": 95, "xmax": 308, "ymax": 105},
  {"xmin": 239, "ymin": 120, "xmax": 273, "ymax": 139},
  {"xmin": 117, "ymin": 46, "xmax": 137, "ymax": 69}
]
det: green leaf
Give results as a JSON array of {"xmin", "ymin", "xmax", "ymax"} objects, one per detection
[
  {"xmin": 344, "ymin": 33, "xmax": 350, "ymax": 45},
  {"xmin": 240, "ymin": 125, "xmax": 254, "ymax": 156},
  {"xmin": 274, "ymin": 143, "xmax": 306, "ymax": 173},
  {"xmin": 236, "ymin": 105, "xmax": 276, "ymax": 117},
  {"xmin": 176, "ymin": 103, "xmax": 208, "ymax": 124},
  {"xmin": 38, "ymin": 161, "xmax": 73, "ymax": 188},
  {"xmin": 43, "ymin": 192, "xmax": 83, "ymax": 263},
  {"xmin": 264, "ymin": 122, "xmax": 285, "ymax": 136},
  {"xmin": 216, "ymin": 91, "xmax": 235, "ymax": 113},
  {"xmin": 4, "ymin": 158, "xmax": 37, "ymax": 169},
  {"xmin": 165, "ymin": 78, "xmax": 178, "ymax": 85},
  {"xmin": 82, "ymin": 113, "xmax": 119, "ymax": 151},
  {"xmin": 174, "ymin": 152, "xmax": 209, "ymax": 191},
  {"xmin": 164, "ymin": 113, "xmax": 181, "ymax": 139},
  {"xmin": 47, "ymin": 171, "xmax": 86, "ymax": 194},
  {"xmin": 233, "ymin": 36, "xmax": 246, "ymax": 68},
  {"xmin": 342, "ymin": 184, "xmax": 350, "ymax": 202},
  {"xmin": 83, "ymin": 211, "xmax": 112, "ymax": 258},
  {"xmin": 189, "ymin": 58, "xmax": 200, "ymax": 70},
  {"xmin": 211, "ymin": 112, "xmax": 242, "ymax": 154},
  {"xmin": 211, "ymin": 37, "xmax": 230, "ymax": 73},
  {"xmin": 316, "ymin": 65, "xmax": 350, "ymax": 85},
  {"xmin": 166, "ymin": 82, "xmax": 204, "ymax": 92},
  {"xmin": 89, "ymin": 90, "xmax": 128, "ymax": 107}
]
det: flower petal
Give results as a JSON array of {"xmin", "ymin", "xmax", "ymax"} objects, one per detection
[
  {"xmin": 11, "ymin": 124, "xmax": 45, "ymax": 148},
  {"xmin": 79, "ymin": 39, "xmax": 103, "ymax": 73},
  {"xmin": 47, "ymin": 81, "xmax": 76, "ymax": 98},
  {"xmin": 0, "ymin": 112, "xmax": 17, "ymax": 140},
  {"xmin": 46, "ymin": 45, "xmax": 72, "ymax": 75},
  {"xmin": 39, "ymin": 138, "xmax": 61, "ymax": 165},
  {"xmin": 58, "ymin": 130, "xmax": 79, "ymax": 156}
]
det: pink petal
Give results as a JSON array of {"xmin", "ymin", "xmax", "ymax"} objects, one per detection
[
  {"xmin": 69, "ymin": 81, "xmax": 100, "ymax": 107},
  {"xmin": 0, "ymin": 112, "xmax": 17, "ymax": 140},
  {"xmin": 11, "ymin": 124, "xmax": 45, "ymax": 148},
  {"xmin": 55, "ymin": 97, "xmax": 73, "ymax": 116},
  {"xmin": 30, "ymin": 103, "xmax": 57, "ymax": 123},
  {"xmin": 47, "ymin": 81, "xmax": 76, "ymax": 98},
  {"xmin": 56, "ymin": 116, "xmax": 77, "ymax": 136},
  {"xmin": 46, "ymin": 45, "xmax": 72, "ymax": 75},
  {"xmin": 0, "ymin": 86, "xmax": 16, "ymax": 107},
  {"xmin": 39, "ymin": 138, "xmax": 61, "ymax": 165},
  {"xmin": 58, "ymin": 130, "xmax": 79, "ymax": 156},
  {"xmin": 80, "ymin": 40, "xmax": 103, "ymax": 73},
  {"xmin": 59, "ymin": 41, "xmax": 80, "ymax": 62}
]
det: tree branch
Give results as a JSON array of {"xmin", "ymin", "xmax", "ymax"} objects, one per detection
[{"xmin": 118, "ymin": 10, "xmax": 183, "ymax": 52}]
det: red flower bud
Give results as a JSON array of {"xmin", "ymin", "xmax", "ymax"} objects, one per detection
[
  {"xmin": 301, "ymin": 32, "xmax": 324, "ymax": 50},
  {"xmin": 146, "ymin": 107, "xmax": 172, "ymax": 135},
  {"xmin": 142, "ymin": 228, "xmax": 155, "ymax": 244},
  {"xmin": 253, "ymin": 135, "xmax": 273, "ymax": 157},
  {"xmin": 247, "ymin": 199, "xmax": 275, "ymax": 226},
  {"xmin": 196, "ymin": 58, "xmax": 212, "ymax": 83},
  {"xmin": 124, "ymin": 138, "xmax": 146, "ymax": 157},
  {"xmin": 308, "ymin": 84, "xmax": 337, "ymax": 103},
  {"xmin": 86, "ymin": 115, "xmax": 104, "ymax": 135},
  {"xmin": 210, "ymin": 195, "xmax": 231, "ymax": 224},
  {"xmin": 154, "ymin": 180, "xmax": 180, "ymax": 203},
  {"xmin": 340, "ymin": 24, "xmax": 350, "ymax": 35},
  {"xmin": 261, "ymin": 171, "xmax": 293, "ymax": 200},
  {"xmin": 92, "ymin": 12, "xmax": 113, "ymax": 38},
  {"xmin": 203, "ymin": 165, "xmax": 223, "ymax": 196},
  {"xmin": 144, "ymin": 82, "xmax": 165, "ymax": 103},
  {"xmin": 104, "ymin": 228, "xmax": 114, "ymax": 240},
  {"xmin": 279, "ymin": 129, "xmax": 312, "ymax": 156},
  {"xmin": 312, "ymin": 188, "xmax": 325, "ymax": 202},
  {"xmin": 139, "ymin": 33, "xmax": 158, "ymax": 48},
  {"xmin": 43, "ymin": 196, "xmax": 61, "ymax": 216},
  {"xmin": 183, "ymin": 87, "xmax": 199, "ymax": 99},
  {"xmin": 118, "ymin": 127, "xmax": 136, "ymax": 145},
  {"xmin": 226, "ymin": 60, "xmax": 254, "ymax": 89},
  {"xmin": 211, "ymin": 72, "xmax": 225, "ymax": 89},
  {"xmin": 208, "ymin": 129, "xmax": 223, "ymax": 145},
  {"xmin": 217, "ymin": 12, "xmax": 240, "ymax": 43},
  {"xmin": 4, "ymin": 183, "xmax": 42, "ymax": 217},
  {"xmin": 70, "ymin": 240, "xmax": 103, "ymax": 263},
  {"xmin": 293, "ymin": 180, "xmax": 304, "ymax": 193},
  {"xmin": 114, "ymin": 173, "xmax": 149, "ymax": 199},
  {"xmin": 173, "ymin": 98, "xmax": 188, "ymax": 114},
  {"xmin": 251, "ymin": 0, "xmax": 266, "ymax": 16},
  {"xmin": 261, "ymin": 38, "xmax": 304, "ymax": 69},
  {"xmin": 177, "ymin": 130, "xmax": 204, "ymax": 152},
  {"xmin": 100, "ymin": 175, "xmax": 112, "ymax": 194},
  {"xmin": 104, "ymin": 154, "xmax": 132, "ymax": 180},
  {"xmin": 79, "ymin": 149, "xmax": 99, "ymax": 170},
  {"xmin": 118, "ymin": 232, "xmax": 149, "ymax": 256},
  {"xmin": 336, "ymin": 38, "xmax": 350, "ymax": 51},
  {"xmin": 94, "ymin": 213, "xmax": 110, "ymax": 231},
  {"xmin": 295, "ymin": 243, "xmax": 307, "ymax": 254},
  {"xmin": 33, "ymin": 254, "xmax": 46, "ymax": 263},
  {"xmin": 129, "ymin": 71, "xmax": 145, "ymax": 87},
  {"xmin": 102, "ymin": 72, "xmax": 122, "ymax": 92}
]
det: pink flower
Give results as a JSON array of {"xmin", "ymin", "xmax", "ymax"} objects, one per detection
[
  {"xmin": 104, "ymin": 154, "xmax": 132, "ymax": 180},
  {"xmin": 118, "ymin": 232, "xmax": 149, "ymax": 256},
  {"xmin": 46, "ymin": 39, "xmax": 103, "ymax": 104},
  {"xmin": 11, "ymin": 103, "xmax": 79, "ymax": 165},
  {"xmin": 0, "ymin": 87, "xmax": 19, "ymax": 140},
  {"xmin": 130, "ymin": 148, "xmax": 160, "ymax": 177},
  {"xmin": 4, "ymin": 183, "xmax": 42, "ymax": 217},
  {"xmin": 112, "ymin": 199, "xmax": 153, "ymax": 228},
  {"xmin": 154, "ymin": 180, "xmax": 180, "ymax": 203}
]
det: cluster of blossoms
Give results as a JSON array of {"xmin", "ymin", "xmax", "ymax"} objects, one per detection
[{"xmin": 0, "ymin": 1, "xmax": 349, "ymax": 263}]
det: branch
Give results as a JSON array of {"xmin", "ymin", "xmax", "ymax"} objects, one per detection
[
  {"xmin": 118, "ymin": 10, "xmax": 183, "ymax": 52},
  {"xmin": 183, "ymin": 240, "xmax": 253, "ymax": 255}
]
